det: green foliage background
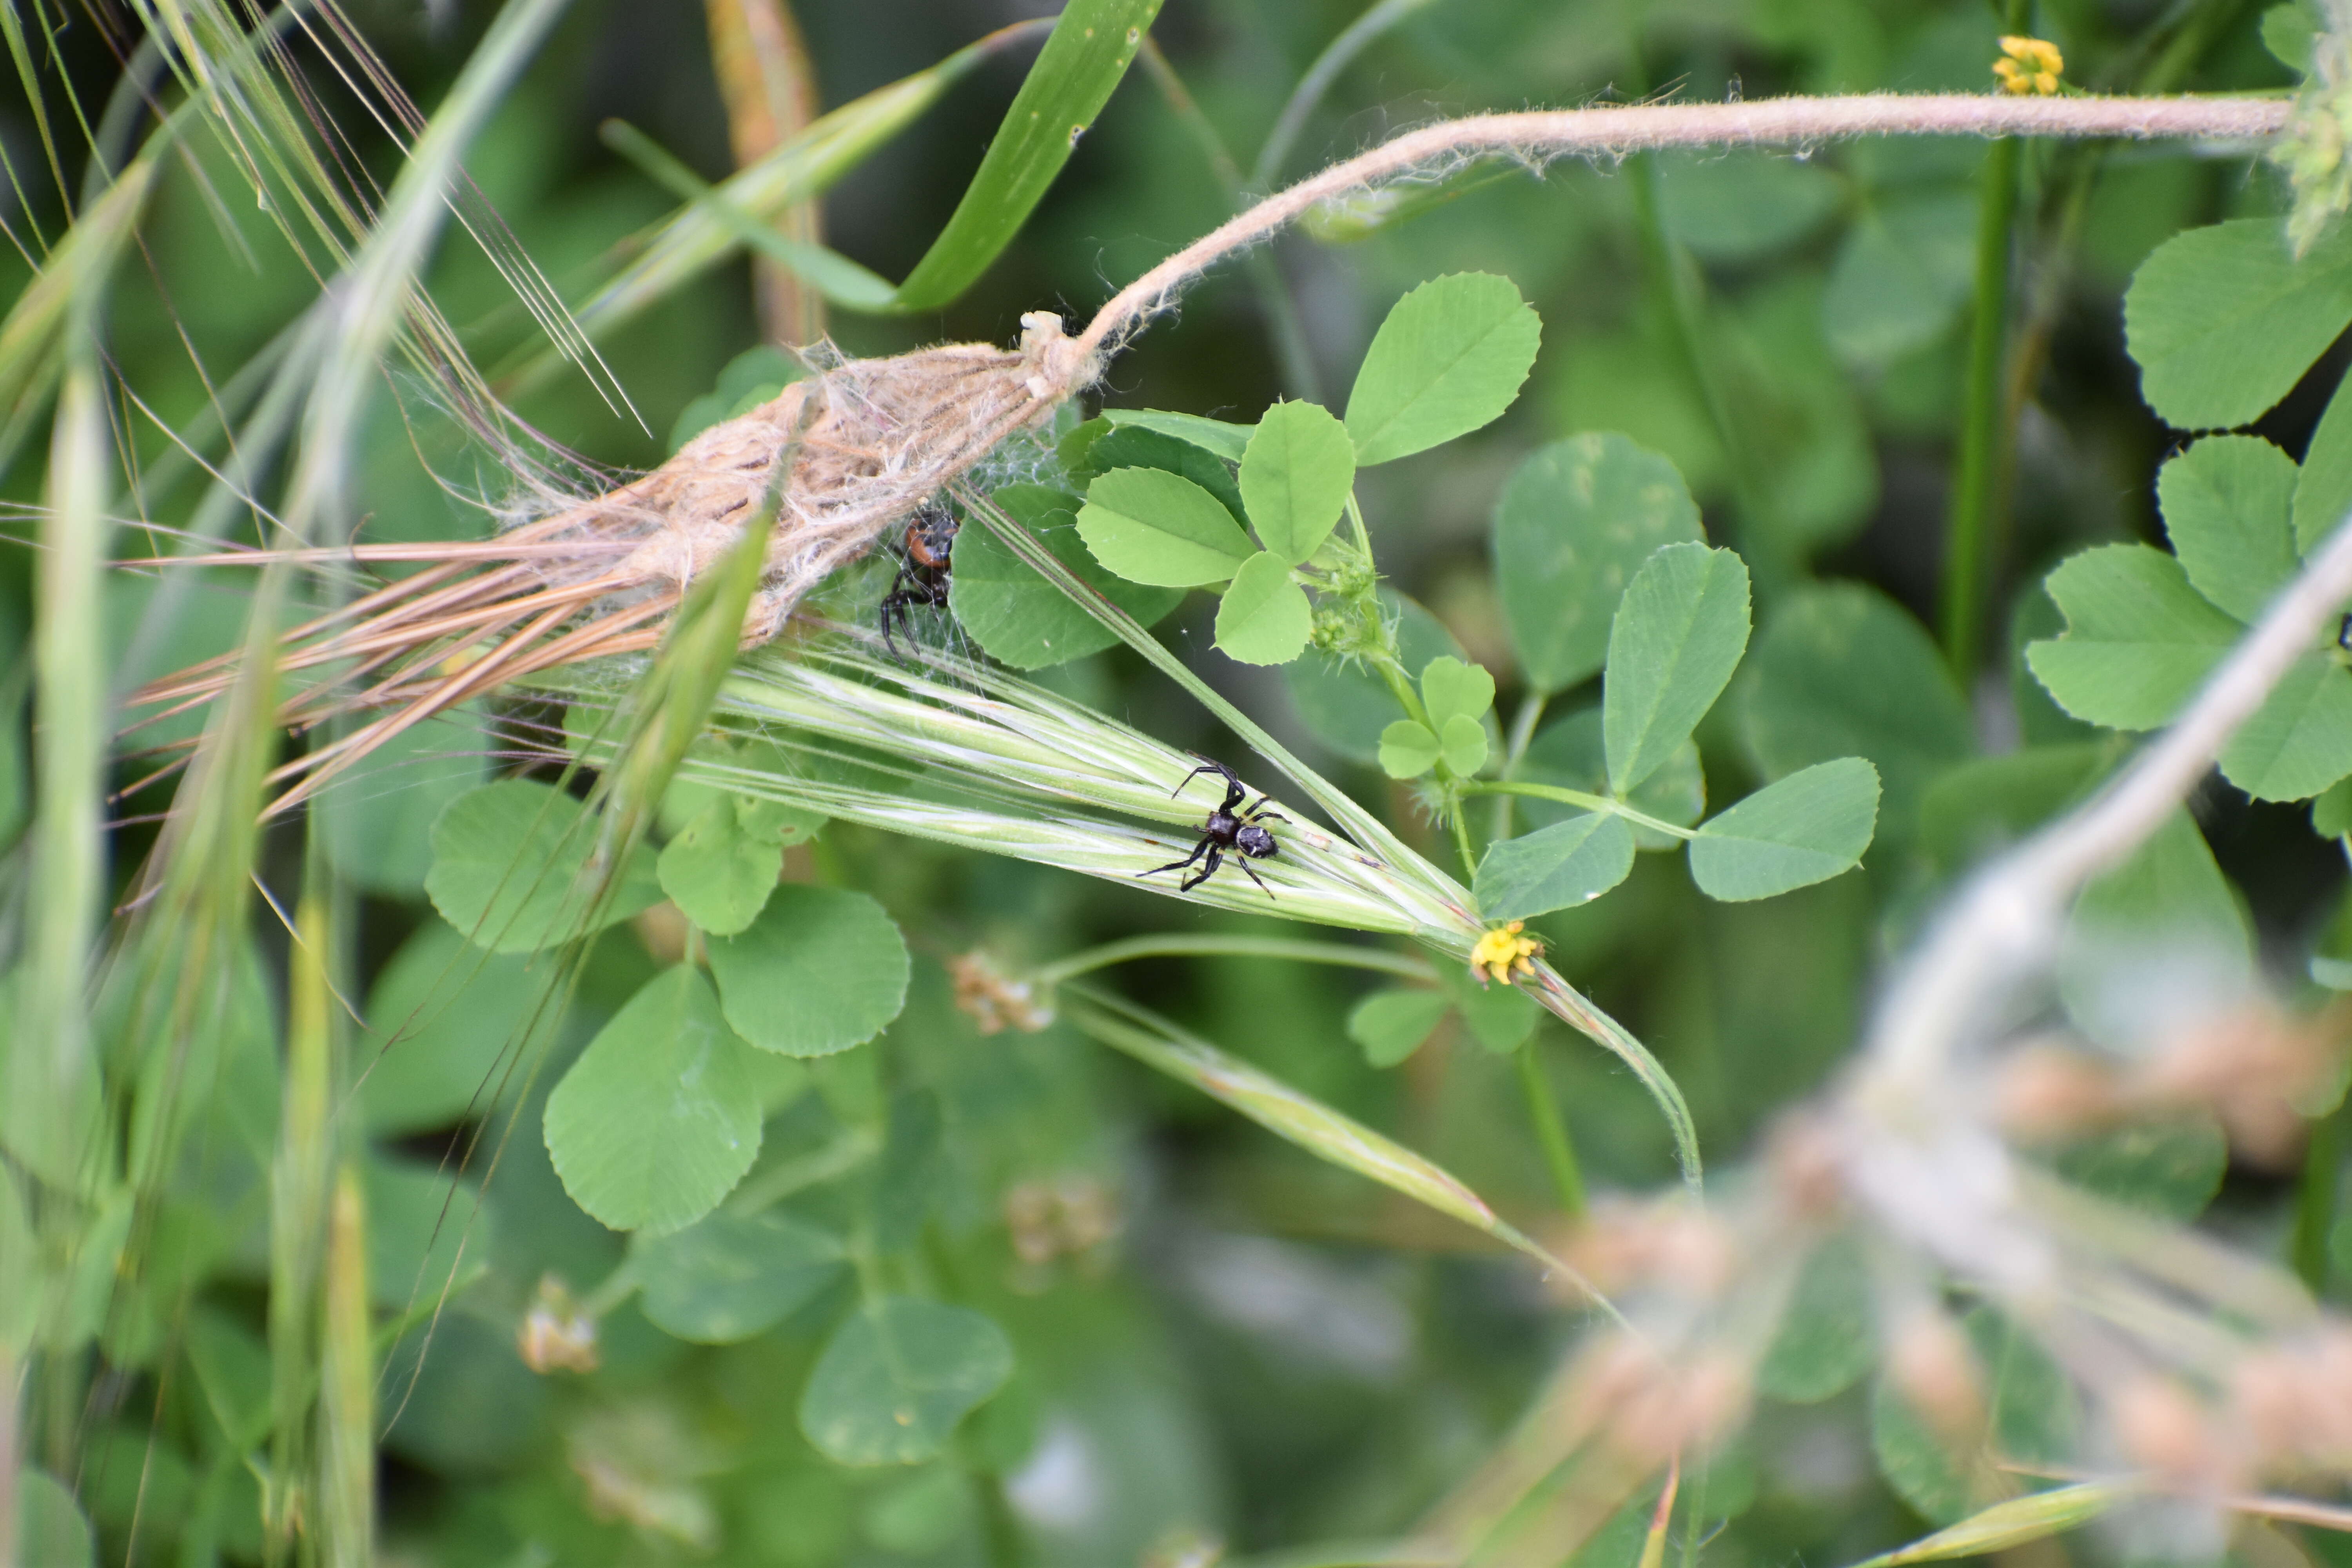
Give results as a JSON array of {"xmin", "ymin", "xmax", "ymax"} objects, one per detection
[{"xmin": 5, "ymin": 1, "xmax": 2350, "ymax": 1566}]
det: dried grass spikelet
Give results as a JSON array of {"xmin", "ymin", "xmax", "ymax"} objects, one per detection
[{"xmin": 129, "ymin": 312, "xmax": 1097, "ymax": 811}]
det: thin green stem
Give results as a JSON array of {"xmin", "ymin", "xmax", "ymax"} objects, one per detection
[
  {"xmin": 1490, "ymin": 691, "xmax": 1548, "ymax": 840},
  {"xmin": 1034, "ymin": 934, "xmax": 1435, "ymax": 988},
  {"xmin": 1447, "ymin": 800, "xmax": 1479, "ymax": 882},
  {"xmin": 2292, "ymin": 1095, "xmax": 2346, "ymax": 1294},
  {"xmin": 1251, "ymin": 0, "xmax": 1438, "ymax": 191},
  {"xmin": 1140, "ymin": 39, "xmax": 1321, "ymax": 401},
  {"xmin": 1516, "ymin": 1042, "xmax": 1586, "ymax": 1219},
  {"xmin": 1461, "ymin": 779, "xmax": 1696, "ymax": 842},
  {"xmin": 1940, "ymin": 0, "xmax": 2029, "ymax": 679}
]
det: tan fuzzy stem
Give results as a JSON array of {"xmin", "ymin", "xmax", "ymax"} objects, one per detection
[{"xmin": 1074, "ymin": 94, "xmax": 2290, "ymax": 361}]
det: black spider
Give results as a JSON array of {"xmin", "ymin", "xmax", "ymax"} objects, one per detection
[
  {"xmin": 878, "ymin": 503, "xmax": 960, "ymax": 658},
  {"xmin": 1138, "ymin": 757, "xmax": 1288, "ymax": 898}
]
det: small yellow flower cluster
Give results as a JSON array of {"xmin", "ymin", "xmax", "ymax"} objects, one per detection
[
  {"xmin": 1469, "ymin": 920, "xmax": 1542, "ymax": 987},
  {"xmin": 1994, "ymin": 35, "xmax": 2063, "ymax": 96}
]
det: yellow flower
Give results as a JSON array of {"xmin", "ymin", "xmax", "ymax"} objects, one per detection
[
  {"xmin": 1994, "ymin": 35, "xmax": 2063, "ymax": 96},
  {"xmin": 1469, "ymin": 920, "xmax": 1542, "ymax": 987}
]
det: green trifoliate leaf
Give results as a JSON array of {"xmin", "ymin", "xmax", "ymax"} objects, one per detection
[
  {"xmin": 426, "ymin": 779, "xmax": 662, "ymax": 953},
  {"xmin": 1071, "ymin": 425, "xmax": 1249, "ymax": 524},
  {"xmin": 1688, "ymin": 757, "xmax": 1880, "ymax": 902},
  {"xmin": 2123, "ymin": 217, "xmax": 2352, "ymax": 429},
  {"xmin": 1378, "ymin": 719, "xmax": 1441, "ymax": 779},
  {"xmin": 2025, "ymin": 545, "xmax": 2241, "ymax": 730},
  {"xmin": 1100, "ymin": 406, "xmax": 1253, "ymax": 461},
  {"xmin": 1285, "ymin": 593, "xmax": 1463, "ymax": 764},
  {"xmin": 1824, "ymin": 189, "xmax": 1977, "ymax": 368},
  {"xmin": 2315, "ymin": 773, "xmax": 2352, "ymax": 837},
  {"xmin": 1418, "ymin": 654, "xmax": 1496, "ymax": 728},
  {"xmin": 1437, "ymin": 714, "xmax": 1489, "ymax": 776},
  {"xmin": 2157, "ymin": 434, "xmax": 2301, "ymax": 621},
  {"xmin": 1346, "ymin": 988, "xmax": 1450, "ymax": 1068},
  {"xmin": 2218, "ymin": 656, "xmax": 2352, "ymax": 800},
  {"xmin": 1473, "ymin": 812, "xmax": 1636, "ymax": 920},
  {"xmin": 658, "ymin": 797, "xmax": 782, "ymax": 936},
  {"xmin": 543, "ymin": 966, "xmax": 765, "ymax": 1235},
  {"xmin": 1740, "ymin": 583, "xmax": 1973, "ymax": 835},
  {"xmin": 800, "ymin": 1298, "xmax": 1014, "ymax": 1466},
  {"xmin": 1345, "ymin": 272, "xmax": 1542, "ymax": 465},
  {"xmin": 635, "ymin": 1211, "xmax": 847, "ymax": 1343},
  {"xmin": 1213, "ymin": 551, "xmax": 1314, "ymax": 665},
  {"xmin": 708, "ymin": 884, "xmax": 910, "ymax": 1058},
  {"xmin": 1492, "ymin": 432, "xmax": 1703, "ymax": 694},
  {"xmin": 1076, "ymin": 467, "xmax": 1254, "ymax": 586},
  {"xmin": 1239, "ymin": 400, "xmax": 1355, "ymax": 563},
  {"xmin": 1604, "ymin": 543, "xmax": 1752, "ymax": 796},
  {"xmin": 1517, "ymin": 706, "xmax": 1702, "ymax": 849},
  {"xmin": 953, "ymin": 483, "xmax": 1181, "ymax": 667}
]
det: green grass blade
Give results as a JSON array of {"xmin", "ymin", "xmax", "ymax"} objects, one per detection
[
  {"xmin": 599, "ymin": 120, "xmax": 897, "ymax": 310},
  {"xmin": 1060, "ymin": 985, "xmax": 1610, "ymax": 1310},
  {"xmin": 528, "ymin": 19, "xmax": 1048, "ymax": 385},
  {"xmin": 0, "ymin": 0, "xmax": 73, "ymax": 224},
  {"xmin": 1844, "ymin": 1483, "xmax": 2125, "ymax": 1567},
  {"xmin": 891, "ymin": 0, "xmax": 1161, "ymax": 309},
  {"xmin": 0, "ymin": 160, "xmax": 153, "ymax": 481}
]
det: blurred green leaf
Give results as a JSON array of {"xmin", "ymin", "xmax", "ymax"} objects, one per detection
[
  {"xmin": 635, "ymin": 1210, "xmax": 846, "ymax": 1343},
  {"xmin": 799, "ymin": 1298, "xmax": 1014, "ymax": 1465},
  {"xmin": 15, "ymin": 1469, "xmax": 93, "ymax": 1568},
  {"xmin": 1240, "ymin": 401, "xmax": 1355, "ymax": 563},
  {"xmin": 1740, "ymin": 583, "xmax": 1973, "ymax": 835},
  {"xmin": 2296, "ymin": 372, "xmax": 2352, "ymax": 553},
  {"xmin": 2160, "ymin": 435, "xmax": 2302, "ymax": 622},
  {"xmin": 1215, "ymin": 552, "xmax": 1314, "ymax": 664},
  {"xmin": 2025, "ymin": 546, "xmax": 2239, "ymax": 730},
  {"xmin": 365, "ymin": 1157, "xmax": 493, "ymax": 1311},
  {"xmin": 1345, "ymin": 272, "xmax": 1541, "ymax": 465},
  {"xmin": 317, "ymin": 704, "xmax": 487, "ymax": 897},
  {"xmin": 2123, "ymin": 217, "xmax": 2352, "ymax": 429},
  {"xmin": 1870, "ymin": 1375, "xmax": 1979, "ymax": 1528},
  {"xmin": 543, "ymin": 965, "xmax": 765, "ymax": 1234},
  {"xmin": 2316, "ymin": 773, "xmax": 2352, "ymax": 837},
  {"xmin": 894, "ymin": 0, "xmax": 1160, "ymax": 309},
  {"xmin": 707, "ymin": 885, "xmax": 910, "ymax": 1058},
  {"xmin": 1688, "ymin": 759, "xmax": 1880, "ymax": 902},
  {"xmin": 659, "ymin": 795, "xmax": 782, "ymax": 936},
  {"xmin": 1436, "ymin": 968, "xmax": 1541, "ymax": 1054},
  {"xmin": 0, "ymin": 1164, "xmax": 32, "ymax": 1351},
  {"xmin": 1078, "ymin": 467, "xmax": 1254, "ymax": 586},
  {"xmin": 359, "ymin": 920, "xmax": 533, "ymax": 1136},
  {"xmin": 1473, "ymin": 812, "xmax": 1636, "ymax": 921},
  {"xmin": 1757, "ymin": 1231, "xmax": 1872, "ymax": 1403},
  {"xmin": 2042, "ymin": 1116, "xmax": 2228, "ymax": 1220},
  {"xmin": 1101, "ymin": 407, "xmax": 1254, "ymax": 461},
  {"xmin": 1347, "ymin": 988, "xmax": 1450, "ymax": 1068},
  {"xmin": 1824, "ymin": 191, "xmax": 1976, "ymax": 367},
  {"xmin": 1604, "ymin": 543, "xmax": 1751, "ymax": 796},
  {"xmin": 1917, "ymin": 744, "xmax": 2107, "ymax": 873},
  {"xmin": 1493, "ymin": 432, "xmax": 1704, "ymax": 694},
  {"xmin": 1516, "ymin": 707, "xmax": 1702, "ymax": 849},
  {"xmin": 1658, "ymin": 150, "xmax": 1846, "ymax": 263},
  {"xmin": 953, "ymin": 484, "xmax": 1183, "ymax": 667},
  {"xmin": 2062, "ymin": 809, "xmax": 2254, "ymax": 1047},
  {"xmin": 871, "ymin": 1089, "xmax": 946, "ymax": 1255},
  {"xmin": 426, "ymin": 780, "xmax": 662, "ymax": 954},
  {"xmin": 2265, "ymin": 2, "xmax": 2320, "ymax": 71}
]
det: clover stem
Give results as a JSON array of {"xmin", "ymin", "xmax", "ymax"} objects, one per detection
[
  {"xmin": 1492, "ymin": 691, "xmax": 1548, "ymax": 839},
  {"xmin": 1033, "ymin": 934, "xmax": 1434, "ymax": 989},
  {"xmin": 1516, "ymin": 1041, "xmax": 1586, "ymax": 1219},
  {"xmin": 1459, "ymin": 779, "xmax": 1698, "ymax": 842},
  {"xmin": 1447, "ymin": 798, "xmax": 1479, "ymax": 881}
]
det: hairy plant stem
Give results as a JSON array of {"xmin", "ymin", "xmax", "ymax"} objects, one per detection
[
  {"xmin": 1940, "ymin": 0, "xmax": 2030, "ymax": 679},
  {"xmin": 1516, "ymin": 1043, "xmax": 1587, "ymax": 1219},
  {"xmin": 1034, "ymin": 934, "xmax": 1435, "ymax": 988}
]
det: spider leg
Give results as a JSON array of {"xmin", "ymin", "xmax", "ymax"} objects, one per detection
[
  {"xmin": 1168, "ymin": 762, "xmax": 1224, "ymax": 799},
  {"xmin": 1138, "ymin": 836, "xmax": 1212, "ymax": 879},
  {"xmin": 879, "ymin": 594, "xmax": 905, "ymax": 660},
  {"xmin": 1245, "ymin": 796, "xmax": 1289, "ymax": 823},
  {"xmin": 1236, "ymin": 857, "xmax": 1275, "ymax": 900},
  {"xmin": 1179, "ymin": 844, "xmax": 1223, "ymax": 893}
]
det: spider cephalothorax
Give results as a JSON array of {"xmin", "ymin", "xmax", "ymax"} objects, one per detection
[
  {"xmin": 878, "ymin": 503, "xmax": 960, "ymax": 657},
  {"xmin": 1138, "ymin": 756, "xmax": 1288, "ymax": 898}
]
